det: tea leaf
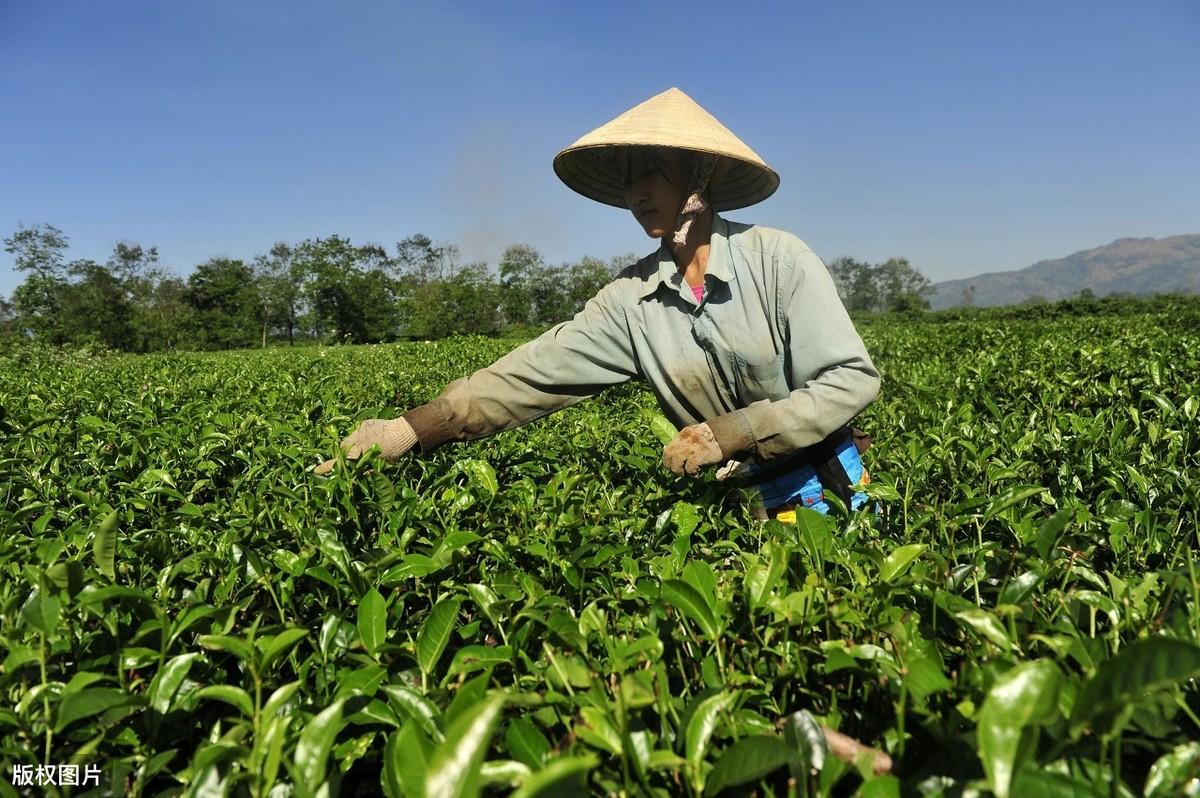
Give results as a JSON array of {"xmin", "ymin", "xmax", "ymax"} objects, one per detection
[
  {"xmin": 686, "ymin": 691, "xmax": 737, "ymax": 790},
  {"xmin": 21, "ymin": 591, "xmax": 60, "ymax": 637},
  {"xmin": 93, "ymin": 509, "xmax": 119, "ymax": 580},
  {"xmin": 358, "ymin": 588, "xmax": 388, "ymax": 657},
  {"xmin": 662, "ymin": 579, "xmax": 719, "ymax": 640},
  {"xmin": 879, "ymin": 543, "xmax": 925, "ymax": 583},
  {"xmin": 425, "ymin": 694, "xmax": 505, "ymax": 798},
  {"xmin": 1070, "ymin": 637, "xmax": 1200, "ymax": 734},
  {"xmin": 294, "ymin": 699, "xmax": 346, "ymax": 792},
  {"xmin": 418, "ymin": 597, "xmax": 464, "ymax": 678},
  {"xmin": 978, "ymin": 660, "xmax": 1061, "ymax": 797},
  {"xmin": 193, "ymin": 685, "xmax": 253, "ymax": 717},
  {"xmin": 505, "ymin": 716, "xmax": 552, "ymax": 769},
  {"xmin": 147, "ymin": 652, "xmax": 200, "ymax": 714},
  {"xmin": 57, "ymin": 688, "xmax": 137, "ymax": 732},
  {"xmin": 704, "ymin": 736, "xmax": 794, "ymax": 796},
  {"xmin": 261, "ymin": 627, "xmax": 309, "ymax": 672},
  {"xmin": 510, "ymin": 754, "xmax": 597, "ymax": 798}
]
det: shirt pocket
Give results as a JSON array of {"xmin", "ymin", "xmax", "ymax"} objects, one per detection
[{"xmin": 731, "ymin": 351, "xmax": 791, "ymax": 404}]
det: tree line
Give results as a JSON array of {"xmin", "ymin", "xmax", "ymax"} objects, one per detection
[
  {"xmin": 0, "ymin": 224, "xmax": 637, "ymax": 351},
  {"xmin": 0, "ymin": 223, "xmax": 936, "ymax": 351},
  {"xmin": 826, "ymin": 256, "xmax": 934, "ymax": 313}
]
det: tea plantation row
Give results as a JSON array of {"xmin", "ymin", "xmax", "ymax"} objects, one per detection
[{"xmin": 1, "ymin": 303, "xmax": 1198, "ymax": 796}]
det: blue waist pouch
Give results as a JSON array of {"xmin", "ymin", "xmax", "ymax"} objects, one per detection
[{"xmin": 746, "ymin": 428, "xmax": 869, "ymax": 516}]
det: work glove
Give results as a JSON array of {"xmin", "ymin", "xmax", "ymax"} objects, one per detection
[
  {"xmin": 662, "ymin": 422, "xmax": 723, "ymax": 476},
  {"xmin": 314, "ymin": 417, "xmax": 418, "ymax": 475}
]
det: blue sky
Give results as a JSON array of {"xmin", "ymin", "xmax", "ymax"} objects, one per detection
[{"xmin": 2, "ymin": 1, "xmax": 1198, "ymax": 297}]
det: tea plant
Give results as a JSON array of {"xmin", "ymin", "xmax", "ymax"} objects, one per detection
[{"xmin": 1, "ymin": 300, "xmax": 1198, "ymax": 796}]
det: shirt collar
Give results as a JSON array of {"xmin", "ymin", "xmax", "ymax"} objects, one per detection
[{"xmin": 637, "ymin": 213, "xmax": 738, "ymax": 299}]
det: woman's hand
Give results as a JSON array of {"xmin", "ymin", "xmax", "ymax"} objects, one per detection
[
  {"xmin": 662, "ymin": 423, "xmax": 723, "ymax": 476},
  {"xmin": 314, "ymin": 417, "xmax": 418, "ymax": 475}
]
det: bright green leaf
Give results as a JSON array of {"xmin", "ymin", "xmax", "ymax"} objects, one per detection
[
  {"xmin": 424, "ymin": 694, "xmax": 505, "ymax": 798},
  {"xmin": 418, "ymin": 597, "xmax": 463, "ymax": 678},
  {"xmin": 147, "ymin": 652, "xmax": 200, "ymax": 714},
  {"xmin": 358, "ymin": 588, "xmax": 388, "ymax": 657},
  {"xmin": 505, "ymin": 717, "xmax": 551, "ymax": 769},
  {"xmin": 686, "ymin": 691, "xmax": 737, "ymax": 792},
  {"xmin": 1070, "ymin": 637, "xmax": 1200, "ymax": 735},
  {"xmin": 978, "ymin": 660, "xmax": 1061, "ymax": 798},
  {"xmin": 194, "ymin": 685, "xmax": 253, "ymax": 717},
  {"xmin": 510, "ymin": 754, "xmax": 597, "ymax": 798},
  {"xmin": 879, "ymin": 544, "xmax": 925, "ymax": 583},
  {"xmin": 261, "ymin": 627, "xmax": 309, "ymax": 672},
  {"xmin": 662, "ymin": 579, "xmax": 719, "ymax": 640},
  {"xmin": 21, "ymin": 591, "xmax": 60, "ymax": 637},
  {"xmin": 703, "ymin": 736, "xmax": 793, "ymax": 796},
  {"xmin": 294, "ymin": 699, "xmax": 346, "ymax": 793},
  {"xmin": 56, "ymin": 688, "xmax": 136, "ymax": 732},
  {"xmin": 93, "ymin": 509, "xmax": 119, "ymax": 580}
]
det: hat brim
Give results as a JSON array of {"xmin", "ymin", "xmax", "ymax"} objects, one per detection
[{"xmin": 553, "ymin": 144, "xmax": 780, "ymax": 212}]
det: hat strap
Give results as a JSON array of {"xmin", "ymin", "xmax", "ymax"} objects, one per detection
[{"xmin": 672, "ymin": 154, "xmax": 719, "ymax": 247}]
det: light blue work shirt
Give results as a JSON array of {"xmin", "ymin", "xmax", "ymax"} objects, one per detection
[{"xmin": 403, "ymin": 214, "xmax": 880, "ymax": 472}]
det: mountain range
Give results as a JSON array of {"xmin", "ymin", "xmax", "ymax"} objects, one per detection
[{"xmin": 928, "ymin": 234, "xmax": 1200, "ymax": 310}]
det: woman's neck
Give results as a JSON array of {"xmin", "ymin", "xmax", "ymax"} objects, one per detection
[{"xmin": 670, "ymin": 210, "xmax": 713, "ymax": 287}]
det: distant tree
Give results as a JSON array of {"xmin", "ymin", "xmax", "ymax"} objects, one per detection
[
  {"xmin": 5, "ymin": 223, "xmax": 68, "ymax": 279},
  {"xmin": 9, "ymin": 276, "xmax": 65, "ymax": 342},
  {"xmin": 608, "ymin": 253, "xmax": 638, "ymax": 273},
  {"xmin": 293, "ymin": 236, "xmax": 399, "ymax": 343},
  {"xmin": 5, "ymin": 223, "xmax": 70, "ymax": 341},
  {"xmin": 498, "ymin": 244, "xmax": 543, "ymax": 326},
  {"xmin": 827, "ymin": 255, "xmax": 932, "ymax": 312},
  {"xmin": 962, "ymin": 284, "xmax": 976, "ymax": 307},
  {"xmin": 107, "ymin": 241, "xmax": 159, "ymax": 283},
  {"xmin": 396, "ymin": 234, "xmax": 457, "ymax": 283},
  {"xmin": 349, "ymin": 266, "xmax": 402, "ymax": 343},
  {"xmin": 564, "ymin": 255, "xmax": 618, "ymax": 315},
  {"xmin": 104, "ymin": 241, "xmax": 172, "ymax": 352},
  {"xmin": 397, "ymin": 236, "xmax": 503, "ymax": 339},
  {"xmin": 186, "ymin": 257, "xmax": 261, "ymax": 349},
  {"xmin": 529, "ymin": 263, "xmax": 573, "ymax": 326},
  {"xmin": 253, "ymin": 242, "xmax": 302, "ymax": 346},
  {"xmin": 357, "ymin": 243, "xmax": 400, "ymax": 343},
  {"xmin": 138, "ymin": 274, "xmax": 194, "ymax": 350},
  {"xmin": 878, "ymin": 257, "xmax": 932, "ymax": 312},
  {"xmin": 0, "ymin": 293, "xmax": 15, "ymax": 338},
  {"xmin": 294, "ymin": 236, "xmax": 357, "ymax": 340},
  {"xmin": 441, "ymin": 262, "xmax": 501, "ymax": 336},
  {"xmin": 827, "ymin": 257, "xmax": 880, "ymax": 312},
  {"xmin": 60, "ymin": 260, "xmax": 136, "ymax": 349}
]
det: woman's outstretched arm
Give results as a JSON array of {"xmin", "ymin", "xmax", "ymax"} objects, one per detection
[{"xmin": 402, "ymin": 280, "xmax": 642, "ymax": 452}]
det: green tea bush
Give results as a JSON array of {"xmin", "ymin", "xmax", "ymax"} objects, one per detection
[{"xmin": 1, "ymin": 301, "xmax": 1197, "ymax": 797}]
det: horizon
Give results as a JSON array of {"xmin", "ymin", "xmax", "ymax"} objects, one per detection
[{"xmin": 3, "ymin": 1, "xmax": 1198, "ymax": 297}]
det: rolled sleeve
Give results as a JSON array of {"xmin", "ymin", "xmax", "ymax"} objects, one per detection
[
  {"xmin": 707, "ymin": 251, "xmax": 880, "ymax": 460},
  {"xmin": 403, "ymin": 281, "xmax": 640, "ymax": 452}
]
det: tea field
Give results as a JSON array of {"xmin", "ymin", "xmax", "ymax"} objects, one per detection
[{"xmin": 1, "ymin": 302, "xmax": 1198, "ymax": 797}]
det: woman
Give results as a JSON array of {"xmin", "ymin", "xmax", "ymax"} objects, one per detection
[{"xmin": 316, "ymin": 88, "xmax": 880, "ymax": 520}]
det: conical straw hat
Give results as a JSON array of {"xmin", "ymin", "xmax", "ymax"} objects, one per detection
[{"xmin": 554, "ymin": 87, "xmax": 779, "ymax": 212}]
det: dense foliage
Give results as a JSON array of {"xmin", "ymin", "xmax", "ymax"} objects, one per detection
[
  {"xmin": 826, "ymin": 257, "xmax": 933, "ymax": 313},
  {"xmin": 1, "ymin": 301, "xmax": 1198, "ymax": 796},
  {"xmin": 1, "ymin": 224, "xmax": 633, "ymax": 351},
  {"xmin": 3, "ymin": 223, "xmax": 948, "ymax": 352}
]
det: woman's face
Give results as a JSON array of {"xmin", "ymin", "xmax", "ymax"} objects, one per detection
[{"xmin": 621, "ymin": 147, "xmax": 690, "ymax": 239}]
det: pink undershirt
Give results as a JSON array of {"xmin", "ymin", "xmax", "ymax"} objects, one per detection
[{"xmin": 690, "ymin": 283, "xmax": 705, "ymax": 304}]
